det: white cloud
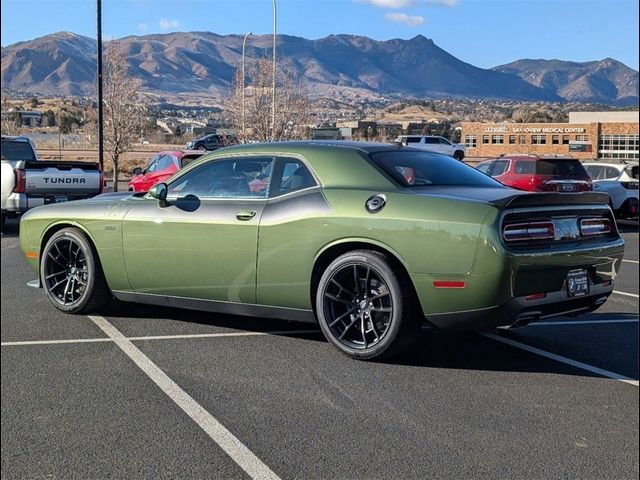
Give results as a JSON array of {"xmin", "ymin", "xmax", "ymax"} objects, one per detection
[
  {"xmin": 158, "ymin": 18, "xmax": 180, "ymax": 31},
  {"xmin": 361, "ymin": 0, "xmax": 413, "ymax": 7},
  {"xmin": 384, "ymin": 12, "xmax": 425, "ymax": 26},
  {"xmin": 358, "ymin": 0, "xmax": 457, "ymax": 7},
  {"xmin": 137, "ymin": 22, "xmax": 149, "ymax": 32}
]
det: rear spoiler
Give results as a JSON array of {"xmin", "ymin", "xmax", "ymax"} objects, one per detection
[{"xmin": 491, "ymin": 192, "xmax": 610, "ymax": 209}]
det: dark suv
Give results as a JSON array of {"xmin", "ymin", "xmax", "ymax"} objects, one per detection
[{"xmin": 186, "ymin": 134, "xmax": 237, "ymax": 151}]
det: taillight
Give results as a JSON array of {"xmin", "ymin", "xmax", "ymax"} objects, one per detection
[
  {"xmin": 580, "ymin": 218, "xmax": 611, "ymax": 236},
  {"xmin": 503, "ymin": 221, "xmax": 555, "ymax": 242},
  {"xmin": 621, "ymin": 181, "xmax": 639, "ymax": 190},
  {"xmin": 13, "ymin": 168, "xmax": 26, "ymax": 193}
]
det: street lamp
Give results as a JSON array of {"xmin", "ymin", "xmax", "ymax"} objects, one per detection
[
  {"xmin": 271, "ymin": 0, "xmax": 277, "ymax": 141},
  {"xmin": 241, "ymin": 31, "xmax": 252, "ymax": 144}
]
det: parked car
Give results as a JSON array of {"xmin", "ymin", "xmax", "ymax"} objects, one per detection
[
  {"xmin": 476, "ymin": 154, "xmax": 592, "ymax": 193},
  {"xmin": 584, "ymin": 162, "xmax": 639, "ymax": 219},
  {"xmin": 1, "ymin": 136, "xmax": 103, "ymax": 227},
  {"xmin": 128, "ymin": 150, "xmax": 204, "ymax": 192},
  {"xmin": 20, "ymin": 142, "xmax": 623, "ymax": 360},
  {"xmin": 186, "ymin": 134, "xmax": 237, "ymax": 152},
  {"xmin": 394, "ymin": 135, "xmax": 466, "ymax": 160}
]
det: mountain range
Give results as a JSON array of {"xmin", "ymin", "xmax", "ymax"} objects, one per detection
[{"xmin": 1, "ymin": 31, "xmax": 638, "ymax": 105}]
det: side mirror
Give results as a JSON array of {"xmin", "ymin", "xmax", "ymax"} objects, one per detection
[
  {"xmin": 132, "ymin": 167, "xmax": 143, "ymax": 176},
  {"xmin": 148, "ymin": 183, "xmax": 168, "ymax": 207}
]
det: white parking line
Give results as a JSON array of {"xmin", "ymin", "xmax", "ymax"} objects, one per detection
[
  {"xmin": 481, "ymin": 332, "xmax": 639, "ymax": 387},
  {"xmin": 0, "ymin": 329, "xmax": 321, "ymax": 347},
  {"xmin": 89, "ymin": 315, "xmax": 281, "ymax": 480},
  {"xmin": 613, "ymin": 290, "xmax": 639, "ymax": 298},
  {"xmin": 1, "ymin": 338, "xmax": 112, "ymax": 346},
  {"xmin": 529, "ymin": 318, "xmax": 638, "ymax": 326},
  {"xmin": 622, "ymin": 259, "xmax": 639, "ymax": 264}
]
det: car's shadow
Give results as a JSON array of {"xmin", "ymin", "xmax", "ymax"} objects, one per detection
[
  {"xmin": 1, "ymin": 218, "xmax": 20, "ymax": 238},
  {"xmin": 102, "ymin": 298, "xmax": 638, "ymax": 381},
  {"xmin": 617, "ymin": 220, "xmax": 639, "ymax": 233}
]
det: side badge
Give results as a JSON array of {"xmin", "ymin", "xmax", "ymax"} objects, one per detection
[{"xmin": 365, "ymin": 194, "xmax": 387, "ymax": 214}]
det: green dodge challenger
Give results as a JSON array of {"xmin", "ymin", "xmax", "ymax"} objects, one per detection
[{"xmin": 20, "ymin": 141, "xmax": 625, "ymax": 359}]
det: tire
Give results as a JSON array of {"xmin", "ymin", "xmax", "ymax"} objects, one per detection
[
  {"xmin": 453, "ymin": 150, "xmax": 465, "ymax": 161},
  {"xmin": 197, "ymin": 145, "xmax": 207, "ymax": 152},
  {"xmin": 40, "ymin": 227, "xmax": 110, "ymax": 314},
  {"xmin": 315, "ymin": 250, "xmax": 419, "ymax": 360}
]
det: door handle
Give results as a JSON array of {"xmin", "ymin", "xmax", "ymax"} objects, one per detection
[{"xmin": 236, "ymin": 210, "xmax": 257, "ymax": 221}]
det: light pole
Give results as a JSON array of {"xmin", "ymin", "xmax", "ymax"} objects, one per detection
[
  {"xmin": 271, "ymin": 0, "xmax": 277, "ymax": 141},
  {"xmin": 241, "ymin": 31, "xmax": 252, "ymax": 144}
]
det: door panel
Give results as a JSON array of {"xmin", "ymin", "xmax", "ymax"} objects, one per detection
[{"xmin": 122, "ymin": 197, "xmax": 263, "ymax": 302}]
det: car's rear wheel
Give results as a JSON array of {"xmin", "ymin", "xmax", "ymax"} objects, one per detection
[
  {"xmin": 41, "ymin": 228, "xmax": 110, "ymax": 314},
  {"xmin": 316, "ymin": 250, "xmax": 418, "ymax": 360},
  {"xmin": 453, "ymin": 150, "xmax": 465, "ymax": 161}
]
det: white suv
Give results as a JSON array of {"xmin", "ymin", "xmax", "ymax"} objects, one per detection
[
  {"xmin": 584, "ymin": 162, "xmax": 638, "ymax": 219},
  {"xmin": 394, "ymin": 135, "xmax": 466, "ymax": 160}
]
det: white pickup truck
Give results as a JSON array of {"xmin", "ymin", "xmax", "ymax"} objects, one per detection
[
  {"xmin": 394, "ymin": 135, "xmax": 466, "ymax": 160},
  {"xmin": 1, "ymin": 136, "xmax": 104, "ymax": 226}
]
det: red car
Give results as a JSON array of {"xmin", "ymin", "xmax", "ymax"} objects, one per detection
[
  {"xmin": 476, "ymin": 154, "xmax": 592, "ymax": 193},
  {"xmin": 128, "ymin": 150, "xmax": 204, "ymax": 192}
]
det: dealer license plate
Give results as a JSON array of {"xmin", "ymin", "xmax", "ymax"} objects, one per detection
[
  {"xmin": 559, "ymin": 183, "xmax": 576, "ymax": 192},
  {"xmin": 567, "ymin": 269, "xmax": 589, "ymax": 297}
]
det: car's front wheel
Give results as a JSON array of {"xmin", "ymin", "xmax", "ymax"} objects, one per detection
[
  {"xmin": 453, "ymin": 150, "xmax": 465, "ymax": 161},
  {"xmin": 41, "ymin": 228, "xmax": 110, "ymax": 314},
  {"xmin": 316, "ymin": 250, "xmax": 418, "ymax": 360},
  {"xmin": 197, "ymin": 145, "xmax": 207, "ymax": 152}
]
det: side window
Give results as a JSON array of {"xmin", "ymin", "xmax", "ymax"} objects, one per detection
[
  {"xmin": 476, "ymin": 162, "xmax": 492, "ymax": 174},
  {"xmin": 406, "ymin": 137, "xmax": 420, "ymax": 144},
  {"xmin": 487, "ymin": 160, "xmax": 509, "ymax": 176},
  {"xmin": 515, "ymin": 160, "xmax": 535, "ymax": 174},
  {"xmin": 167, "ymin": 156, "xmax": 273, "ymax": 199},
  {"xmin": 424, "ymin": 137, "xmax": 438, "ymax": 144},
  {"xmin": 272, "ymin": 158, "xmax": 317, "ymax": 196},
  {"xmin": 156, "ymin": 155, "xmax": 175, "ymax": 171},
  {"xmin": 438, "ymin": 138, "xmax": 451, "ymax": 145},
  {"xmin": 585, "ymin": 166, "xmax": 603, "ymax": 180},
  {"xmin": 605, "ymin": 167, "xmax": 620, "ymax": 179}
]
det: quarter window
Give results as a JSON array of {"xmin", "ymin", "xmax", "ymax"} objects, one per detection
[
  {"xmin": 272, "ymin": 158, "xmax": 317, "ymax": 196},
  {"xmin": 167, "ymin": 156, "xmax": 274, "ymax": 199}
]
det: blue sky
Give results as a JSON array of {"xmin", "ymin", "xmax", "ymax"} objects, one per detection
[{"xmin": 1, "ymin": 0, "xmax": 638, "ymax": 69}]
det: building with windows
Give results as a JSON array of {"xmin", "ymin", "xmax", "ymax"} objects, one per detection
[{"xmin": 461, "ymin": 111, "xmax": 639, "ymax": 160}]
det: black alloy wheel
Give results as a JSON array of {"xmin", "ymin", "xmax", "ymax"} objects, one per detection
[
  {"xmin": 41, "ymin": 228, "xmax": 110, "ymax": 313},
  {"xmin": 316, "ymin": 250, "xmax": 418, "ymax": 360}
]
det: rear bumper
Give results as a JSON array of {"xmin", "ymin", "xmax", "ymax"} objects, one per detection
[
  {"xmin": 427, "ymin": 281, "xmax": 613, "ymax": 330},
  {"xmin": 1, "ymin": 192, "xmax": 98, "ymax": 214}
]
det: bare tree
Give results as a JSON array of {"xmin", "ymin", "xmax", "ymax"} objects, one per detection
[
  {"xmin": 226, "ymin": 57, "xmax": 311, "ymax": 143},
  {"xmin": 100, "ymin": 44, "xmax": 147, "ymax": 191},
  {"xmin": 1, "ymin": 92, "xmax": 19, "ymax": 136}
]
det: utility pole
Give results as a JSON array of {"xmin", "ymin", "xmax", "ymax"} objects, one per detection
[
  {"xmin": 96, "ymin": 0, "xmax": 104, "ymax": 170},
  {"xmin": 271, "ymin": 0, "xmax": 277, "ymax": 141},
  {"xmin": 241, "ymin": 32, "xmax": 252, "ymax": 144}
]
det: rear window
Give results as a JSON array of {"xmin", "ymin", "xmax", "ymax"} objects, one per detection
[
  {"xmin": 536, "ymin": 159, "xmax": 588, "ymax": 177},
  {"xmin": 181, "ymin": 154, "xmax": 203, "ymax": 167},
  {"xmin": 370, "ymin": 150, "xmax": 502, "ymax": 188},
  {"xmin": 1, "ymin": 139, "xmax": 35, "ymax": 161}
]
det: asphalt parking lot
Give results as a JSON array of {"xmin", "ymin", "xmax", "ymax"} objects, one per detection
[{"xmin": 1, "ymin": 218, "xmax": 638, "ymax": 479}]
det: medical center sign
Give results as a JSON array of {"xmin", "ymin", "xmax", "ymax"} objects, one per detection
[{"xmin": 484, "ymin": 126, "xmax": 587, "ymax": 133}]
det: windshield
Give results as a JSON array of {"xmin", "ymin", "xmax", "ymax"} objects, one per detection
[
  {"xmin": 370, "ymin": 150, "xmax": 503, "ymax": 187},
  {"xmin": 1, "ymin": 139, "xmax": 35, "ymax": 161},
  {"xmin": 536, "ymin": 159, "xmax": 588, "ymax": 177}
]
